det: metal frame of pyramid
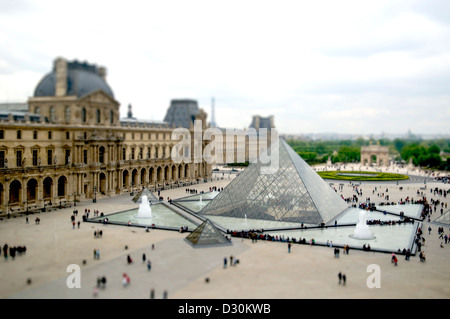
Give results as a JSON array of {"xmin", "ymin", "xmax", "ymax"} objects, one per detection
[
  {"xmin": 185, "ymin": 219, "xmax": 231, "ymax": 247},
  {"xmin": 199, "ymin": 138, "xmax": 349, "ymax": 225},
  {"xmin": 131, "ymin": 187, "xmax": 159, "ymax": 204}
]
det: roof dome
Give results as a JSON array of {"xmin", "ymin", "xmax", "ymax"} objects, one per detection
[{"xmin": 34, "ymin": 59, "xmax": 114, "ymax": 98}]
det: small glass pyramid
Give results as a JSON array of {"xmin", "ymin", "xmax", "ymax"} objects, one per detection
[{"xmin": 185, "ymin": 219, "xmax": 231, "ymax": 246}]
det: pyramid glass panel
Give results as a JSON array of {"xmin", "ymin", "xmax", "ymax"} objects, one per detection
[
  {"xmin": 131, "ymin": 187, "xmax": 158, "ymax": 203},
  {"xmin": 200, "ymin": 138, "xmax": 349, "ymax": 226},
  {"xmin": 185, "ymin": 219, "xmax": 231, "ymax": 246}
]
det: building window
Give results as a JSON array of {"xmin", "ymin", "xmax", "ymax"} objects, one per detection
[
  {"xmin": 33, "ymin": 130, "xmax": 38, "ymax": 139},
  {"xmin": 32, "ymin": 150, "xmax": 38, "ymax": 166},
  {"xmin": 49, "ymin": 106, "xmax": 55, "ymax": 122},
  {"xmin": 147, "ymin": 147, "xmax": 151, "ymax": 159},
  {"xmin": 0, "ymin": 130, "xmax": 4, "ymax": 139},
  {"xmin": 82, "ymin": 108, "xmax": 86, "ymax": 123},
  {"xmin": 99, "ymin": 147, "xmax": 105, "ymax": 163},
  {"xmin": 65, "ymin": 106, "xmax": 71, "ymax": 123},
  {"xmin": 96, "ymin": 109, "xmax": 101, "ymax": 124},
  {"xmin": 47, "ymin": 149, "xmax": 53, "ymax": 165},
  {"xmin": 139, "ymin": 147, "xmax": 143, "ymax": 159},
  {"xmin": 110, "ymin": 110, "xmax": 114, "ymax": 124},
  {"xmin": 48, "ymin": 131, "xmax": 52, "ymax": 139},
  {"xmin": 17, "ymin": 130, "xmax": 21, "ymax": 139},
  {"xmin": 84, "ymin": 132, "xmax": 87, "ymax": 140},
  {"xmin": 122, "ymin": 148, "xmax": 126, "ymax": 161},
  {"xmin": 0, "ymin": 150, "xmax": 5, "ymax": 167},
  {"xmin": 16, "ymin": 150, "xmax": 22, "ymax": 167},
  {"xmin": 65, "ymin": 150, "xmax": 70, "ymax": 165},
  {"xmin": 83, "ymin": 150, "xmax": 88, "ymax": 164},
  {"xmin": 132, "ymin": 133, "xmax": 135, "ymax": 140},
  {"xmin": 131, "ymin": 148, "xmax": 135, "ymax": 160},
  {"xmin": 34, "ymin": 106, "xmax": 40, "ymax": 114},
  {"xmin": 155, "ymin": 146, "xmax": 158, "ymax": 158},
  {"xmin": 66, "ymin": 131, "xmax": 70, "ymax": 139}
]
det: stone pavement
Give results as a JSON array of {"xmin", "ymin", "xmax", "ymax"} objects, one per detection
[{"xmin": 1, "ymin": 168, "xmax": 450, "ymax": 299}]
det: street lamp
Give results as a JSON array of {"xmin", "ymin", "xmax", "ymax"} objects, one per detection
[{"xmin": 93, "ymin": 186, "xmax": 97, "ymax": 203}]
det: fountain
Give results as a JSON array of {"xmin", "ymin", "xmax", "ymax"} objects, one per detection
[
  {"xmin": 350, "ymin": 210, "xmax": 375, "ymax": 240},
  {"xmin": 136, "ymin": 195, "xmax": 152, "ymax": 219},
  {"xmin": 199, "ymin": 195, "xmax": 202, "ymax": 204}
]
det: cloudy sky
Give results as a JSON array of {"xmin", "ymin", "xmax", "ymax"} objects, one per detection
[{"xmin": 0, "ymin": 0, "xmax": 449, "ymax": 136}]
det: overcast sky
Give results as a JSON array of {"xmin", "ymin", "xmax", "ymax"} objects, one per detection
[{"xmin": 0, "ymin": 0, "xmax": 449, "ymax": 136}]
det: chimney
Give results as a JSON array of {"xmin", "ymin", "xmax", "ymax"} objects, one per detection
[
  {"xmin": 54, "ymin": 57, "xmax": 67, "ymax": 96},
  {"xmin": 98, "ymin": 66, "xmax": 107, "ymax": 81}
]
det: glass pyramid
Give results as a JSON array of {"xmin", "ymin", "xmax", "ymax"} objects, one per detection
[
  {"xmin": 185, "ymin": 219, "xmax": 231, "ymax": 246},
  {"xmin": 131, "ymin": 187, "xmax": 159, "ymax": 204},
  {"xmin": 199, "ymin": 138, "xmax": 349, "ymax": 225}
]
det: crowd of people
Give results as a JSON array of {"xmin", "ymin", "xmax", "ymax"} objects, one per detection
[{"xmin": 2, "ymin": 243, "xmax": 27, "ymax": 260}]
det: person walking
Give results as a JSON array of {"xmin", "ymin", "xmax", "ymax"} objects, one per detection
[
  {"xmin": 146, "ymin": 260, "xmax": 151, "ymax": 271},
  {"xmin": 342, "ymin": 274, "xmax": 346, "ymax": 286},
  {"xmin": 101, "ymin": 276, "xmax": 107, "ymax": 289},
  {"xmin": 338, "ymin": 272, "xmax": 342, "ymax": 285},
  {"xmin": 142, "ymin": 253, "xmax": 146, "ymax": 263},
  {"xmin": 223, "ymin": 257, "xmax": 227, "ymax": 268},
  {"xmin": 3, "ymin": 244, "xmax": 8, "ymax": 260},
  {"xmin": 288, "ymin": 242, "xmax": 291, "ymax": 253}
]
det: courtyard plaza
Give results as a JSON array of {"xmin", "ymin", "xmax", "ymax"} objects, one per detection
[{"xmin": 0, "ymin": 165, "xmax": 449, "ymax": 299}]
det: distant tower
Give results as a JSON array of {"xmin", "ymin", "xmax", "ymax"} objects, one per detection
[
  {"xmin": 210, "ymin": 97, "xmax": 216, "ymax": 128},
  {"xmin": 127, "ymin": 103, "xmax": 135, "ymax": 119}
]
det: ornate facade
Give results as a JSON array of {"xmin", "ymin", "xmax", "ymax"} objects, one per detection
[{"xmin": 0, "ymin": 57, "xmax": 211, "ymax": 214}]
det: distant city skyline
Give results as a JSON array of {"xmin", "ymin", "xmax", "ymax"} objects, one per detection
[{"xmin": 0, "ymin": 0, "xmax": 449, "ymax": 136}]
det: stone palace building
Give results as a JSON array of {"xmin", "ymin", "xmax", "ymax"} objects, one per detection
[{"xmin": 0, "ymin": 57, "xmax": 212, "ymax": 214}]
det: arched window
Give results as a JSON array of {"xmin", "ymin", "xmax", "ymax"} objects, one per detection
[{"xmin": 81, "ymin": 108, "xmax": 86, "ymax": 123}]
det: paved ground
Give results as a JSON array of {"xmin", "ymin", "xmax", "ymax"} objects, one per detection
[{"xmin": 1, "ymin": 165, "xmax": 450, "ymax": 299}]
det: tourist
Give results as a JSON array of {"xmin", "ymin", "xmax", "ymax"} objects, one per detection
[
  {"xmin": 419, "ymin": 251, "xmax": 426, "ymax": 262},
  {"xmin": 147, "ymin": 260, "xmax": 151, "ymax": 271},
  {"xmin": 93, "ymin": 286, "xmax": 99, "ymax": 298},
  {"xmin": 122, "ymin": 273, "xmax": 130, "ymax": 287},
  {"xmin": 405, "ymin": 249, "xmax": 411, "ymax": 261},
  {"xmin": 338, "ymin": 272, "xmax": 342, "ymax": 285},
  {"xmin": 127, "ymin": 255, "xmax": 133, "ymax": 264},
  {"xmin": 3, "ymin": 244, "xmax": 8, "ymax": 260},
  {"xmin": 288, "ymin": 242, "xmax": 291, "ymax": 253},
  {"xmin": 223, "ymin": 257, "xmax": 227, "ymax": 268},
  {"xmin": 142, "ymin": 253, "xmax": 146, "ymax": 263}
]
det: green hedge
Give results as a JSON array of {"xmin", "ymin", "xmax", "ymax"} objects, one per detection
[{"xmin": 317, "ymin": 171, "xmax": 409, "ymax": 181}]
